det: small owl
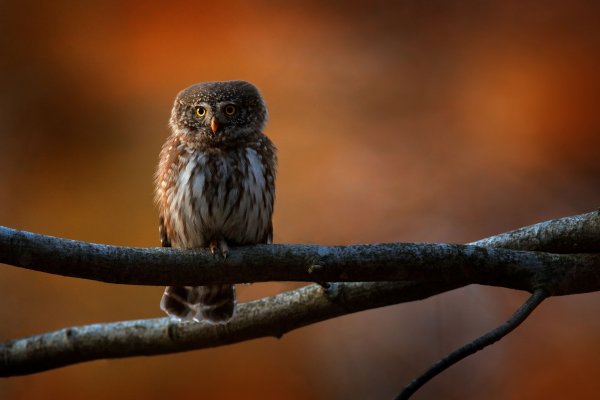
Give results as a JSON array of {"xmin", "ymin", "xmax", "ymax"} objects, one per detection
[{"xmin": 155, "ymin": 80, "xmax": 276, "ymax": 323}]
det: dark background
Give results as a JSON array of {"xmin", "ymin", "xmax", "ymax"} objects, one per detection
[{"xmin": 1, "ymin": 1, "xmax": 599, "ymax": 398}]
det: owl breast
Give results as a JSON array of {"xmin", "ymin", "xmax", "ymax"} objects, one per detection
[{"xmin": 165, "ymin": 146, "xmax": 273, "ymax": 248}]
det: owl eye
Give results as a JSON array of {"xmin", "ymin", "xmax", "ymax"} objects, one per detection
[
  {"xmin": 195, "ymin": 107, "xmax": 206, "ymax": 118},
  {"xmin": 224, "ymin": 104, "xmax": 237, "ymax": 116}
]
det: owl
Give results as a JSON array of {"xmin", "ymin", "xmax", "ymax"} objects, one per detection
[{"xmin": 154, "ymin": 80, "xmax": 276, "ymax": 323}]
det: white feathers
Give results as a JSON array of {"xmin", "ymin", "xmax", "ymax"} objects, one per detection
[
  {"xmin": 167, "ymin": 155, "xmax": 203, "ymax": 247},
  {"xmin": 166, "ymin": 147, "xmax": 272, "ymax": 247}
]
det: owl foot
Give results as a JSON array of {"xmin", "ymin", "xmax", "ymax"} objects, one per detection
[{"xmin": 209, "ymin": 239, "xmax": 229, "ymax": 259}]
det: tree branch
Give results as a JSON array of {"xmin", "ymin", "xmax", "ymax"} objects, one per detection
[
  {"xmin": 2, "ymin": 210, "xmax": 600, "ymax": 294},
  {"xmin": 470, "ymin": 209, "xmax": 600, "ymax": 252},
  {"xmin": 1, "ymin": 281, "xmax": 455, "ymax": 377},
  {"xmin": 0, "ymin": 210, "xmax": 599, "ymax": 376},
  {"xmin": 396, "ymin": 288, "xmax": 549, "ymax": 399}
]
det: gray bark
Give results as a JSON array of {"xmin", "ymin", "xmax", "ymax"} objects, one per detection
[{"xmin": 0, "ymin": 210, "xmax": 599, "ymax": 376}]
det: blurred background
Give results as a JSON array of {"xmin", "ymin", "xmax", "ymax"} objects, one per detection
[{"xmin": 1, "ymin": 0, "xmax": 599, "ymax": 398}]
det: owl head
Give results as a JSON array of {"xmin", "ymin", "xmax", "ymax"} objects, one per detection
[{"xmin": 169, "ymin": 80, "xmax": 267, "ymax": 144}]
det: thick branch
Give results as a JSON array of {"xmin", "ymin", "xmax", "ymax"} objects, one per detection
[
  {"xmin": 2, "ymin": 210, "xmax": 600, "ymax": 295},
  {"xmin": 0, "ymin": 281, "xmax": 455, "ymax": 377},
  {"xmin": 0, "ymin": 210, "xmax": 599, "ymax": 376}
]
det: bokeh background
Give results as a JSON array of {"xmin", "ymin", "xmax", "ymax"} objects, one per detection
[{"xmin": 1, "ymin": 0, "xmax": 600, "ymax": 398}]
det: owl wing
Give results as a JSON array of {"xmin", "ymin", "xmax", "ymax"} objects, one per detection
[
  {"xmin": 262, "ymin": 220, "xmax": 273, "ymax": 244},
  {"xmin": 159, "ymin": 215, "xmax": 171, "ymax": 247}
]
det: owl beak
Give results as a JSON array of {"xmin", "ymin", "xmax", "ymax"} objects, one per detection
[{"xmin": 210, "ymin": 117, "xmax": 219, "ymax": 134}]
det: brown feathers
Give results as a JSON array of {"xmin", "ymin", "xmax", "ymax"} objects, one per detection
[{"xmin": 154, "ymin": 81, "xmax": 276, "ymax": 323}]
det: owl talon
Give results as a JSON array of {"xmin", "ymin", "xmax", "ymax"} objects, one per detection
[
  {"xmin": 208, "ymin": 239, "xmax": 228, "ymax": 258},
  {"xmin": 219, "ymin": 240, "xmax": 229, "ymax": 259},
  {"xmin": 209, "ymin": 240, "xmax": 218, "ymax": 256}
]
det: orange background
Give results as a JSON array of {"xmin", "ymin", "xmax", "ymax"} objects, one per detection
[{"xmin": 1, "ymin": 1, "xmax": 599, "ymax": 399}]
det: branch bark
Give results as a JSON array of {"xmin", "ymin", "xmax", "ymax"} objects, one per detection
[
  {"xmin": 0, "ymin": 210, "xmax": 599, "ymax": 376},
  {"xmin": 2, "ymin": 211, "xmax": 600, "ymax": 294},
  {"xmin": 0, "ymin": 281, "xmax": 452, "ymax": 377}
]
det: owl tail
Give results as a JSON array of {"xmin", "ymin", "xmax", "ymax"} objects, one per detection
[{"xmin": 160, "ymin": 284, "xmax": 236, "ymax": 324}]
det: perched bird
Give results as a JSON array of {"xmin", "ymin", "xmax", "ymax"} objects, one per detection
[{"xmin": 154, "ymin": 81, "xmax": 276, "ymax": 323}]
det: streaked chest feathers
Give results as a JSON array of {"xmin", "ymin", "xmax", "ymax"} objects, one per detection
[{"xmin": 166, "ymin": 146, "xmax": 273, "ymax": 248}]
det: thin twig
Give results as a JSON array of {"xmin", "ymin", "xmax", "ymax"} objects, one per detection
[
  {"xmin": 471, "ymin": 209, "xmax": 600, "ymax": 252},
  {"xmin": 396, "ymin": 289, "xmax": 549, "ymax": 399}
]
